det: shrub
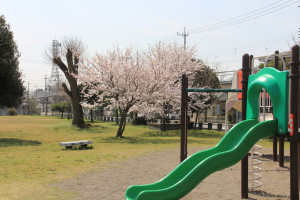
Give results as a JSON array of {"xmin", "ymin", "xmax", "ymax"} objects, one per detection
[
  {"xmin": 136, "ymin": 116, "xmax": 147, "ymax": 125},
  {"xmin": 7, "ymin": 108, "xmax": 17, "ymax": 116}
]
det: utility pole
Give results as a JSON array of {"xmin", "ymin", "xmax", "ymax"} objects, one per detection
[
  {"xmin": 44, "ymin": 75, "xmax": 49, "ymax": 115},
  {"xmin": 177, "ymin": 27, "xmax": 189, "ymax": 50},
  {"xmin": 35, "ymin": 85, "xmax": 37, "ymax": 99},
  {"xmin": 46, "ymin": 97, "xmax": 48, "ymax": 116},
  {"xmin": 27, "ymin": 82, "xmax": 30, "ymax": 115},
  {"xmin": 48, "ymin": 81, "xmax": 51, "ymax": 101}
]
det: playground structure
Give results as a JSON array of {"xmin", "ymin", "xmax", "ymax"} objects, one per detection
[{"xmin": 125, "ymin": 45, "xmax": 300, "ymax": 200}]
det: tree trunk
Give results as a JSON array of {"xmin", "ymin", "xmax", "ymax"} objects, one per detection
[
  {"xmin": 90, "ymin": 109, "xmax": 94, "ymax": 123},
  {"xmin": 61, "ymin": 111, "xmax": 64, "ymax": 119},
  {"xmin": 116, "ymin": 109, "xmax": 129, "ymax": 137},
  {"xmin": 204, "ymin": 108, "xmax": 208, "ymax": 122},
  {"xmin": 72, "ymin": 100, "xmax": 85, "ymax": 127},
  {"xmin": 67, "ymin": 103, "xmax": 71, "ymax": 120},
  {"xmin": 131, "ymin": 112, "xmax": 138, "ymax": 125},
  {"xmin": 116, "ymin": 108, "xmax": 119, "ymax": 124},
  {"xmin": 117, "ymin": 114, "xmax": 126, "ymax": 137},
  {"xmin": 161, "ymin": 116, "xmax": 166, "ymax": 131},
  {"xmin": 70, "ymin": 82, "xmax": 85, "ymax": 128},
  {"xmin": 194, "ymin": 112, "xmax": 199, "ymax": 129}
]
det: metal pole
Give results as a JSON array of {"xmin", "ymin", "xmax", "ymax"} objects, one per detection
[
  {"xmin": 44, "ymin": 75, "xmax": 48, "ymax": 114},
  {"xmin": 290, "ymin": 45, "xmax": 299, "ymax": 200},
  {"xmin": 27, "ymin": 82, "xmax": 30, "ymax": 115},
  {"xmin": 274, "ymin": 50, "xmax": 279, "ymax": 70},
  {"xmin": 279, "ymin": 135, "xmax": 284, "ymax": 167},
  {"xmin": 273, "ymin": 50, "xmax": 279, "ymax": 162},
  {"xmin": 45, "ymin": 97, "xmax": 48, "ymax": 116},
  {"xmin": 241, "ymin": 54, "xmax": 250, "ymax": 199},
  {"xmin": 249, "ymin": 55, "xmax": 253, "ymax": 75},
  {"xmin": 184, "ymin": 27, "xmax": 187, "ymax": 50},
  {"xmin": 180, "ymin": 74, "xmax": 188, "ymax": 162},
  {"xmin": 276, "ymin": 51, "xmax": 286, "ymax": 167},
  {"xmin": 184, "ymin": 75, "xmax": 188, "ymax": 160}
]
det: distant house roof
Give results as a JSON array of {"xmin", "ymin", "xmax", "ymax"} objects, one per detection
[{"xmin": 255, "ymin": 51, "xmax": 291, "ymax": 62}]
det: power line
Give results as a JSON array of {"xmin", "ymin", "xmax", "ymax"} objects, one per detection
[
  {"xmin": 161, "ymin": 0, "xmax": 299, "ymax": 46},
  {"xmin": 189, "ymin": 0, "xmax": 299, "ymax": 34},
  {"xmin": 20, "ymin": 58, "xmax": 52, "ymax": 65},
  {"xmin": 200, "ymin": 38, "xmax": 290, "ymax": 57},
  {"xmin": 161, "ymin": 34, "xmax": 178, "ymax": 43},
  {"xmin": 189, "ymin": 0, "xmax": 286, "ymax": 33},
  {"xmin": 196, "ymin": 31, "xmax": 296, "ymax": 57},
  {"xmin": 189, "ymin": 0, "xmax": 287, "ymax": 33}
]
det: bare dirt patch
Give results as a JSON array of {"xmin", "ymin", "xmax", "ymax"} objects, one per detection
[{"xmin": 56, "ymin": 147, "xmax": 291, "ymax": 200}]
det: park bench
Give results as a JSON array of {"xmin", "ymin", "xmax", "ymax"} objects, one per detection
[{"xmin": 59, "ymin": 140, "xmax": 93, "ymax": 149}]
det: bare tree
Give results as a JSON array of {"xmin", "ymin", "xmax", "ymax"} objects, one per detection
[{"xmin": 47, "ymin": 36, "xmax": 85, "ymax": 127}]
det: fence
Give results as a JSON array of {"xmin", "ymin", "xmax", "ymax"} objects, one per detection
[
  {"xmin": 51, "ymin": 112, "xmax": 131, "ymax": 123},
  {"xmin": 0, "ymin": 107, "xmax": 25, "ymax": 116},
  {"xmin": 148, "ymin": 122, "xmax": 234, "ymax": 131},
  {"xmin": 85, "ymin": 115, "xmax": 131, "ymax": 123}
]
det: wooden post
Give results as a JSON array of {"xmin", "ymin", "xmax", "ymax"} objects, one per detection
[
  {"xmin": 289, "ymin": 45, "xmax": 299, "ymax": 199},
  {"xmin": 180, "ymin": 74, "xmax": 188, "ymax": 162},
  {"xmin": 241, "ymin": 54, "xmax": 250, "ymax": 199}
]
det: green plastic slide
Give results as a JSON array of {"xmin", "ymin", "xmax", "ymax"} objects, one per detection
[{"xmin": 125, "ymin": 119, "xmax": 277, "ymax": 200}]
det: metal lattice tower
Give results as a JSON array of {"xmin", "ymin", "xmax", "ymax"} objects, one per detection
[{"xmin": 49, "ymin": 40, "xmax": 61, "ymax": 94}]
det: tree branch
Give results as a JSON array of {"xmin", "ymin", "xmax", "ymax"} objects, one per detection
[
  {"xmin": 66, "ymin": 49, "xmax": 75, "ymax": 74},
  {"xmin": 53, "ymin": 57, "xmax": 68, "ymax": 74},
  {"xmin": 62, "ymin": 83, "xmax": 71, "ymax": 98},
  {"xmin": 53, "ymin": 57, "xmax": 73, "ymax": 83}
]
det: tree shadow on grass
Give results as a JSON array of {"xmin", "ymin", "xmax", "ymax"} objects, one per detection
[
  {"xmin": 0, "ymin": 138, "xmax": 41, "ymax": 147},
  {"xmin": 141, "ymin": 129, "xmax": 224, "ymax": 139},
  {"xmin": 249, "ymin": 190, "xmax": 289, "ymax": 199},
  {"xmin": 99, "ymin": 136, "xmax": 211, "ymax": 145},
  {"xmin": 100, "ymin": 136, "xmax": 177, "ymax": 144},
  {"xmin": 261, "ymin": 154, "xmax": 290, "ymax": 162}
]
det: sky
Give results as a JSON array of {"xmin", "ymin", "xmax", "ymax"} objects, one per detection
[{"xmin": 1, "ymin": 0, "xmax": 299, "ymax": 90}]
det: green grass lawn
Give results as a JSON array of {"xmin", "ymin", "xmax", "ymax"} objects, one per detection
[{"xmin": 0, "ymin": 115, "xmax": 279, "ymax": 199}]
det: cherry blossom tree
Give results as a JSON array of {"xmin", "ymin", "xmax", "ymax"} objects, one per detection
[
  {"xmin": 79, "ymin": 43, "xmax": 203, "ymax": 137},
  {"xmin": 140, "ymin": 43, "xmax": 204, "ymax": 128},
  {"xmin": 79, "ymin": 47, "xmax": 151, "ymax": 137}
]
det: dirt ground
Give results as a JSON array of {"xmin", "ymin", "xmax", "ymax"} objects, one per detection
[{"xmin": 56, "ymin": 147, "xmax": 292, "ymax": 200}]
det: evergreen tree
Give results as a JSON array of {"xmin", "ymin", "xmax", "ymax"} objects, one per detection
[
  {"xmin": 0, "ymin": 15, "xmax": 25, "ymax": 107},
  {"xmin": 51, "ymin": 102, "xmax": 69, "ymax": 119},
  {"xmin": 190, "ymin": 64, "xmax": 220, "ymax": 126}
]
